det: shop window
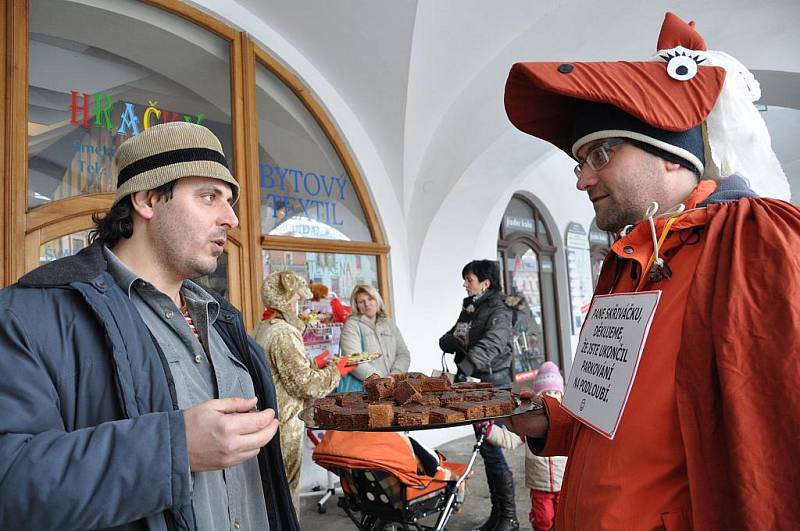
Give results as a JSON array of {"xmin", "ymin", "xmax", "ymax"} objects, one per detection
[
  {"xmin": 39, "ymin": 229, "xmax": 91, "ymax": 265},
  {"xmin": 263, "ymin": 250, "xmax": 378, "ymax": 303},
  {"xmin": 7, "ymin": 0, "xmax": 389, "ymax": 324},
  {"xmin": 193, "ymin": 252, "xmax": 230, "ymax": 299},
  {"xmin": 255, "ymin": 63, "xmax": 371, "ymax": 241},
  {"xmin": 27, "ymin": 0, "xmax": 233, "ymax": 209},
  {"xmin": 251, "ymin": 51, "xmax": 389, "ymax": 325},
  {"xmin": 498, "ymin": 193, "xmax": 562, "ymax": 371}
]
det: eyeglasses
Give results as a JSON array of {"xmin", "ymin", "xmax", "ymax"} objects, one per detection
[{"xmin": 573, "ymin": 139, "xmax": 626, "ymax": 178}]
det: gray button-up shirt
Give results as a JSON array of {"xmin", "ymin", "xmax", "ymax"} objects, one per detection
[{"xmin": 104, "ymin": 248, "xmax": 269, "ymax": 531}]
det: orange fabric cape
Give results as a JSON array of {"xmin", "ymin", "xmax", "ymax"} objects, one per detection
[{"xmin": 679, "ymin": 197, "xmax": 800, "ymax": 529}]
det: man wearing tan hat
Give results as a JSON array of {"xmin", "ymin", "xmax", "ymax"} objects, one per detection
[
  {"xmin": 502, "ymin": 13, "xmax": 800, "ymax": 531},
  {"xmin": 0, "ymin": 122, "xmax": 299, "ymax": 530}
]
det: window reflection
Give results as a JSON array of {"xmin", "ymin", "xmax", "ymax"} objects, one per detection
[
  {"xmin": 28, "ymin": 0, "xmax": 233, "ymax": 208},
  {"xmin": 498, "ymin": 193, "xmax": 561, "ymax": 370},
  {"xmin": 262, "ymin": 250, "xmax": 378, "ymax": 302},
  {"xmin": 193, "ymin": 252, "xmax": 229, "ymax": 299},
  {"xmin": 39, "ymin": 229, "xmax": 91, "ymax": 265},
  {"xmin": 255, "ymin": 63, "xmax": 371, "ymax": 241},
  {"xmin": 507, "ymin": 245, "xmax": 545, "ymax": 371}
]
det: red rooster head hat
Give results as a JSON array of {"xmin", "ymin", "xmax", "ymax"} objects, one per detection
[{"xmin": 504, "ymin": 12, "xmax": 788, "ymax": 200}]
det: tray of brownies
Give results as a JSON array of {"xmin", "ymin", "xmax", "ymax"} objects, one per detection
[{"xmin": 300, "ymin": 372, "xmax": 543, "ymax": 431}]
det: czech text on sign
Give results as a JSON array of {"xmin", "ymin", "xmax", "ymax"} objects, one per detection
[
  {"xmin": 562, "ymin": 291, "xmax": 661, "ymax": 439},
  {"xmin": 260, "ymin": 163, "xmax": 349, "ymax": 227}
]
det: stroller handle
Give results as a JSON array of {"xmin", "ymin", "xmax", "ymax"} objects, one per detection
[{"xmin": 433, "ymin": 423, "xmax": 488, "ymax": 531}]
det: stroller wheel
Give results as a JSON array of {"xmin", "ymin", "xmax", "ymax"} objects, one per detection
[{"xmin": 317, "ymin": 504, "xmax": 326, "ymax": 514}]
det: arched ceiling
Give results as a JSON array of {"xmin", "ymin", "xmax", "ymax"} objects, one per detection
[{"xmin": 213, "ymin": 0, "xmax": 800, "ymax": 268}]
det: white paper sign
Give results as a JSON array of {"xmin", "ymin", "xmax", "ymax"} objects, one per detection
[{"xmin": 562, "ymin": 291, "xmax": 661, "ymax": 439}]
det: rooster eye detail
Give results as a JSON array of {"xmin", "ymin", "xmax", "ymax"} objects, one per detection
[{"xmin": 659, "ymin": 50, "xmax": 705, "ymax": 81}]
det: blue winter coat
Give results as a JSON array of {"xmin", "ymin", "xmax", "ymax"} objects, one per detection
[{"xmin": 0, "ymin": 243, "xmax": 300, "ymax": 531}]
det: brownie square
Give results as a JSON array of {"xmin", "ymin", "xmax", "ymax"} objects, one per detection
[
  {"xmin": 482, "ymin": 399, "xmax": 517, "ymax": 417},
  {"xmin": 313, "ymin": 403, "xmax": 338, "ymax": 428},
  {"xmin": 365, "ymin": 378, "xmax": 396, "ymax": 401},
  {"xmin": 464, "ymin": 391, "xmax": 494, "ymax": 402},
  {"xmin": 428, "ymin": 407, "xmax": 466, "ymax": 424},
  {"xmin": 420, "ymin": 376, "xmax": 451, "ymax": 392},
  {"xmin": 367, "ymin": 403, "xmax": 395, "ymax": 428},
  {"xmin": 350, "ymin": 407, "xmax": 370, "ymax": 429},
  {"xmin": 395, "ymin": 408, "xmax": 429, "ymax": 426},
  {"xmin": 364, "ymin": 373, "xmax": 382, "ymax": 385},
  {"xmin": 314, "ymin": 396, "xmax": 337, "ymax": 407},
  {"xmin": 410, "ymin": 394, "xmax": 441, "ymax": 407},
  {"xmin": 439, "ymin": 391, "xmax": 464, "ymax": 406},
  {"xmin": 496, "ymin": 394, "xmax": 518, "ymax": 407},
  {"xmin": 335, "ymin": 392, "xmax": 366, "ymax": 407},
  {"xmin": 329, "ymin": 406, "xmax": 353, "ymax": 430},
  {"xmin": 451, "ymin": 401, "xmax": 485, "ymax": 419},
  {"xmin": 393, "ymin": 380, "xmax": 423, "ymax": 405}
]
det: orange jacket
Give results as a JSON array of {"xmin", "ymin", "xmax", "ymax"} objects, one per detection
[{"xmin": 543, "ymin": 181, "xmax": 800, "ymax": 530}]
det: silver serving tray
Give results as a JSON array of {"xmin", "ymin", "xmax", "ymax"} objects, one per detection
[{"xmin": 299, "ymin": 398, "xmax": 544, "ymax": 432}]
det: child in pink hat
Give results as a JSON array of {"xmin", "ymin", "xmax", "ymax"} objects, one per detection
[
  {"xmin": 532, "ymin": 361, "xmax": 564, "ymax": 396},
  {"xmin": 483, "ymin": 361, "xmax": 567, "ymax": 531},
  {"xmin": 528, "ymin": 362, "xmax": 567, "ymax": 531}
]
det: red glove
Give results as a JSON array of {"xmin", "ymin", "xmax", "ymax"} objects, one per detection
[
  {"xmin": 330, "ymin": 298, "xmax": 352, "ymax": 323},
  {"xmin": 335, "ymin": 356, "xmax": 357, "ymax": 377},
  {"xmin": 314, "ymin": 351, "xmax": 330, "ymax": 369}
]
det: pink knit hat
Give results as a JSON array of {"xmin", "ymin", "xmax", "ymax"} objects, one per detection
[{"xmin": 533, "ymin": 361, "xmax": 564, "ymax": 394}]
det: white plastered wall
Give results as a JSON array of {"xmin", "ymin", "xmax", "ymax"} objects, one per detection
[{"xmin": 187, "ymin": 0, "xmax": 601, "ymax": 452}]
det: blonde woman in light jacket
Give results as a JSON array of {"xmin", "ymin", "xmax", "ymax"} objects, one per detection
[{"xmin": 339, "ymin": 284, "xmax": 411, "ymax": 381}]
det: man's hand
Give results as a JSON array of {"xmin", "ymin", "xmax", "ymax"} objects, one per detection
[
  {"xmin": 501, "ymin": 391, "xmax": 549, "ymax": 439},
  {"xmin": 184, "ymin": 397, "xmax": 279, "ymax": 471}
]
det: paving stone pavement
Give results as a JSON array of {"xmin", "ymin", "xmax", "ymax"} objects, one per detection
[{"xmin": 298, "ymin": 433, "xmax": 532, "ymax": 530}]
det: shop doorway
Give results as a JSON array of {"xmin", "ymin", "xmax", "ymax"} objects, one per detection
[{"xmin": 497, "ymin": 194, "xmax": 562, "ymax": 372}]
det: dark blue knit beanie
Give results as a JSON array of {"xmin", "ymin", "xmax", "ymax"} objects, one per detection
[{"xmin": 570, "ymin": 100, "xmax": 705, "ymax": 176}]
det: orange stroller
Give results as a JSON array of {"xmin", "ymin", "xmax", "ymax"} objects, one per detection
[{"xmin": 313, "ymin": 428, "xmax": 486, "ymax": 530}]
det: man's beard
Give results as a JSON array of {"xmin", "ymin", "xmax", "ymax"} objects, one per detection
[
  {"xmin": 593, "ymin": 159, "xmax": 663, "ymax": 232},
  {"xmin": 159, "ymin": 244, "xmax": 219, "ymax": 280},
  {"xmin": 151, "ymin": 225, "xmax": 222, "ymax": 280},
  {"xmin": 594, "ymin": 196, "xmax": 642, "ymax": 232}
]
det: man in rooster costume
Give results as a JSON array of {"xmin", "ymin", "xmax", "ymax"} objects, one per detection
[{"xmin": 502, "ymin": 12, "xmax": 800, "ymax": 530}]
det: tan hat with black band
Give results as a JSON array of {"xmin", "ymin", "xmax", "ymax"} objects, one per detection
[{"xmin": 113, "ymin": 121, "xmax": 240, "ymax": 206}]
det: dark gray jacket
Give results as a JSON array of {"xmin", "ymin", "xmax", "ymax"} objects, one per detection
[
  {"xmin": 0, "ymin": 243, "xmax": 299, "ymax": 531},
  {"xmin": 440, "ymin": 290, "xmax": 514, "ymax": 384}
]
